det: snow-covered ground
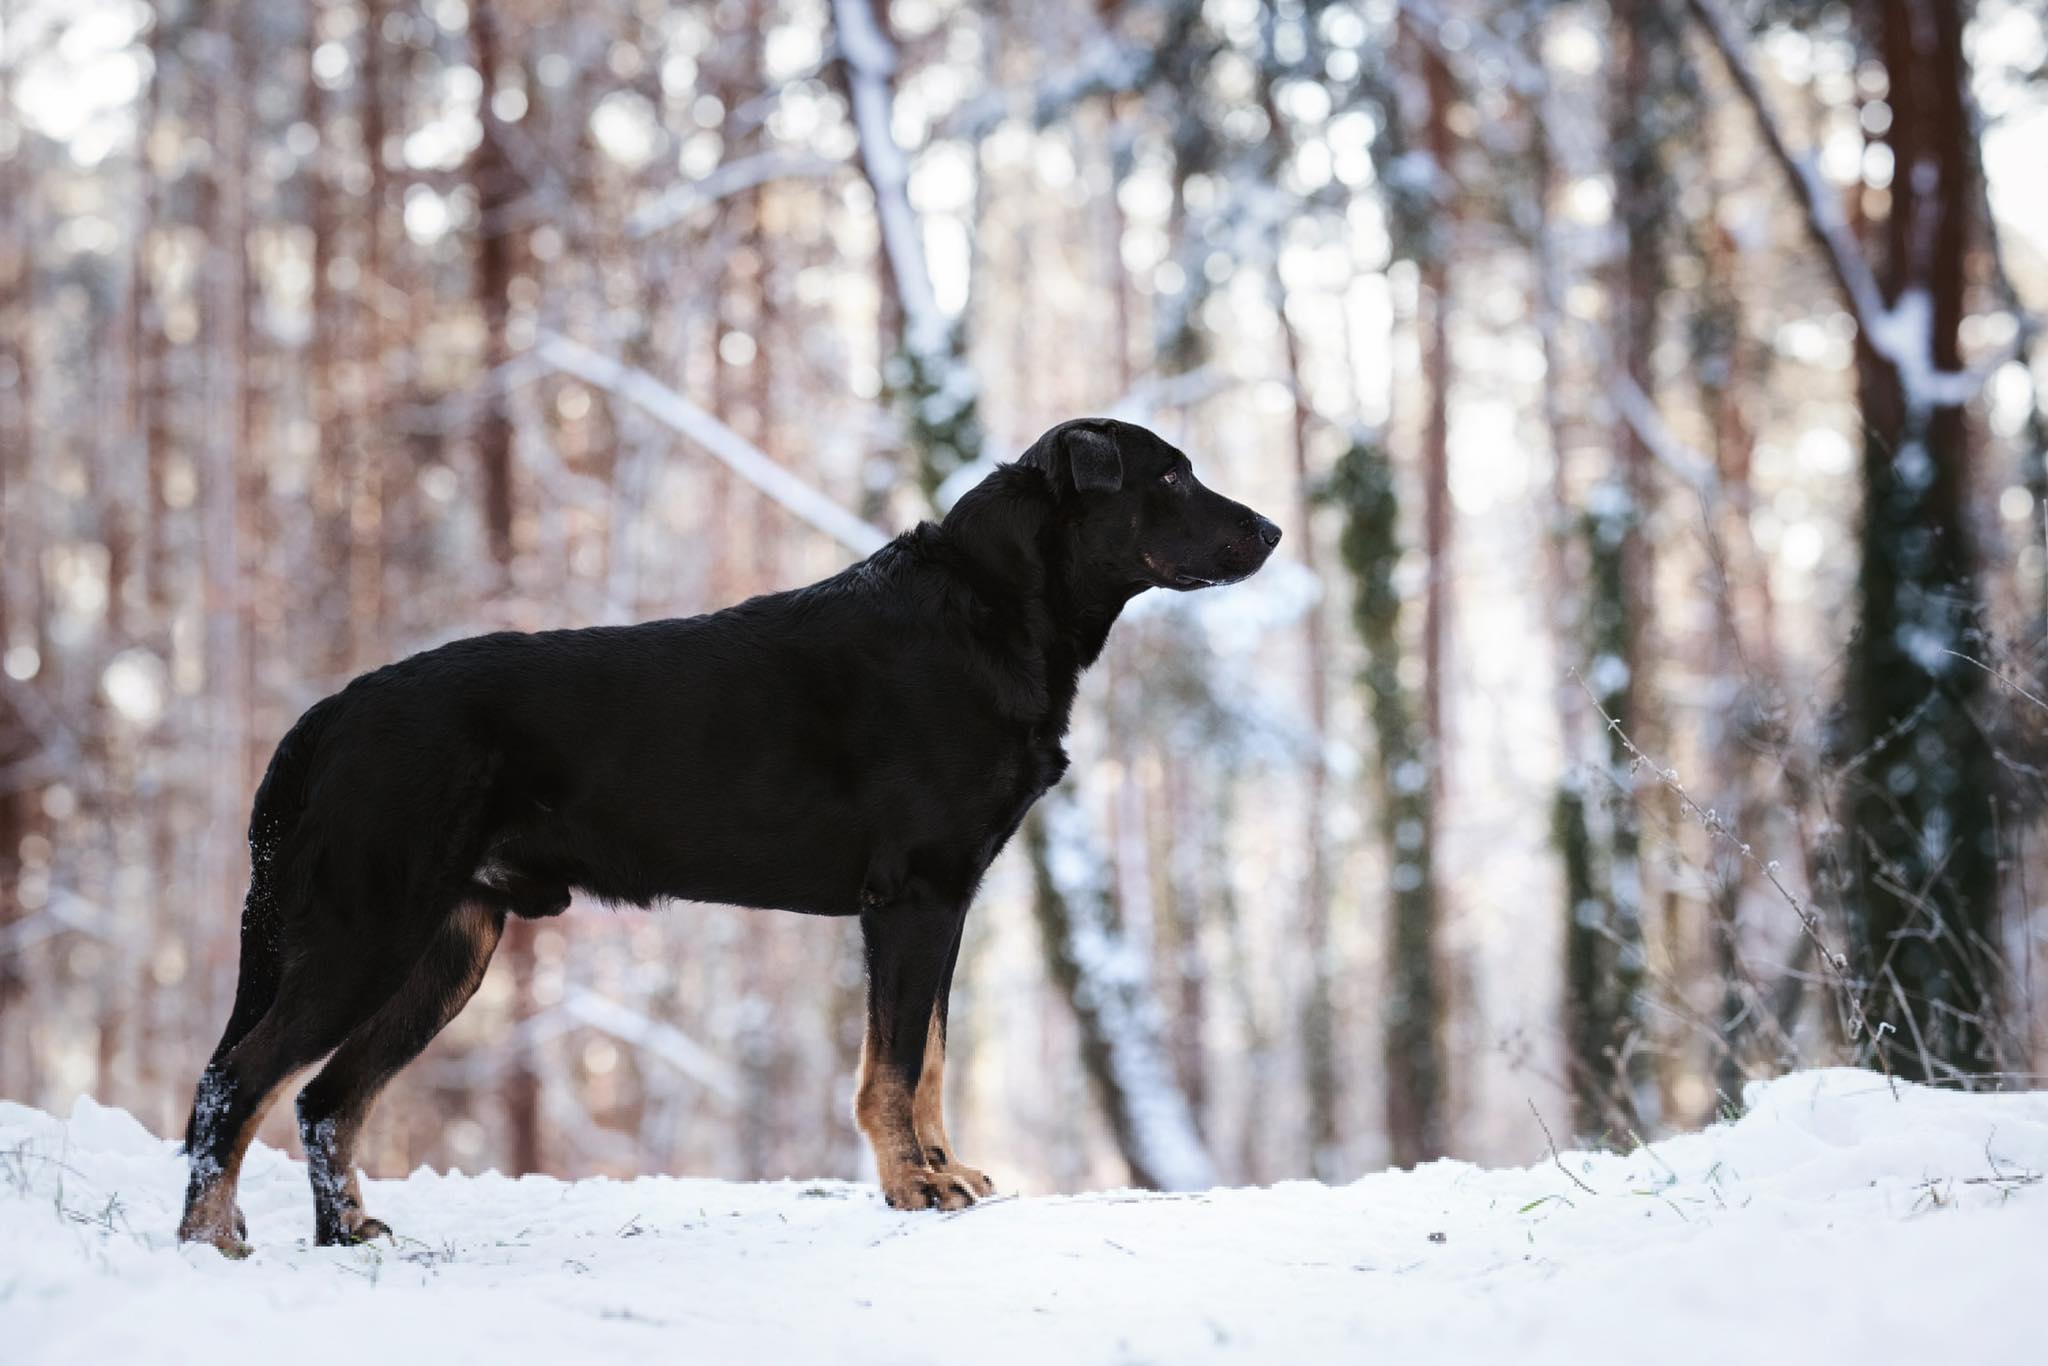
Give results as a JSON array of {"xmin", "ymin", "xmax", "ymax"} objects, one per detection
[{"xmin": 2, "ymin": 1069, "xmax": 2043, "ymax": 1364}]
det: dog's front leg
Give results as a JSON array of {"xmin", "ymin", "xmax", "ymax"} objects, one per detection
[
  {"xmin": 911, "ymin": 912, "xmax": 996, "ymax": 1197},
  {"xmin": 911, "ymin": 1009, "xmax": 995, "ymax": 1197},
  {"xmin": 855, "ymin": 897, "xmax": 981, "ymax": 1211}
]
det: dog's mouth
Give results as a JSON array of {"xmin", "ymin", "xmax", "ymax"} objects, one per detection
[
  {"xmin": 1143, "ymin": 552, "xmax": 1216, "ymax": 590},
  {"xmin": 1144, "ymin": 550, "xmax": 1260, "ymax": 591}
]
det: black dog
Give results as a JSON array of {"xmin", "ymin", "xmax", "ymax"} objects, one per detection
[{"xmin": 177, "ymin": 417, "xmax": 1279, "ymax": 1253}]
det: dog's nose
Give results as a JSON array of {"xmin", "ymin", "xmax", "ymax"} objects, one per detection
[{"xmin": 1254, "ymin": 517, "xmax": 1283, "ymax": 549}]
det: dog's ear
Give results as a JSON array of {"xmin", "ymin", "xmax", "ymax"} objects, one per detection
[
  {"xmin": 1063, "ymin": 421, "xmax": 1123, "ymax": 492},
  {"xmin": 1019, "ymin": 419, "xmax": 1124, "ymax": 495}
]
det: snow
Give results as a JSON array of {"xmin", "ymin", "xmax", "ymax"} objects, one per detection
[
  {"xmin": 4, "ymin": 1071, "xmax": 2044, "ymax": 1363},
  {"xmin": 1863, "ymin": 286, "xmax": 1985, "ymax": 411}
]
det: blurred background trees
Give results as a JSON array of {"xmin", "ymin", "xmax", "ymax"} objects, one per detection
[{"xmin": 0, "ymin": 0, "xmax": 2044, "ymax": 1190}]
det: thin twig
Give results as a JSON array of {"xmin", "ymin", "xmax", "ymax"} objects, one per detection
[
  {"xmin": 1527, "ymin": 1099, "xmax": 1596, "ymax": 1196},
  {"xmin": 1570, "ymin": 669, "xmax": 1896, "ymax": 1094},
  {"xmin": 1942, "ymin": 649, "xmax": 2048, "ymax": 715}
]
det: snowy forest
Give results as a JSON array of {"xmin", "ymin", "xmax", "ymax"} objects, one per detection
[{"xmin": 0, "ymin": 0, "xmax": 2044, "ymax": 1198}]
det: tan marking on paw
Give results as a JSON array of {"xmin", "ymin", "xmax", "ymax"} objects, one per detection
[
  {"xmin": 939, "ymin": 1158, "xmax": 996, "ymax": 1198},
  {"xmin": 880, "ymin": 1162, "xmax": 981, "ymax": 1212},
  {"xmin": 908, "ymin": 1014, "xmax": 996, "ymax": 1198},
  {"xmin": 325, "ymin": 1210, "xmax": 393, "ymax": 1246},
  {"xmin": 177, "ymin": 1187, "xmax": 252, "ymax": 1259}
]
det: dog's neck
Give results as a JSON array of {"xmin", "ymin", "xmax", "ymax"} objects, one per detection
[{"xmin": 936, "ymin": 465, "xmax": 1145, "ymax": 722}]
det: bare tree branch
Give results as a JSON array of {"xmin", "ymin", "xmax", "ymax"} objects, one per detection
[
  {"xmin": 535, "ymin": 333, "xmax": 890, "ymax": 558},
  {"xmin": 628, "ymin": 151, "xmax": 846, "ymax": 239},
  {"xmin": 1684, "ymin": 0, "xmax": 1888, "ymax": 332}
]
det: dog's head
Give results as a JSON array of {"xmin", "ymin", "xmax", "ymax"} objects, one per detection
[{"xmin": 1018, "ymin": 418, "xmax": 1281, "ymax": 592}]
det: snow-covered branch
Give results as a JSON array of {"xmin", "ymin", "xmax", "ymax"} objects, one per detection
[
  {"xmin": 1685, "ymin": 0, "xmax": 1984, "ymax": 411},
  {"xmin": 1607, "ymin": 375, "xmax": 1719, "ymax": 495},
  {"xmin": 560, "ymin": 987, "xmax": 744, "ymax": 1103},
  {"xmin": 832, "ymin": 0, "xmax": 946, "ymax": 359},
  {"xmin": 1104, "ymin": 364, "xmax": 1239, "ymax": 425},
  {"xmin": 1684, "ymin": 0, "xmax": 1886, "ymax": 328},
  {"xmin": 535, "ymin": 333, "xmax": 889, "ymax": 558},
  {"xmin": 831, "ymin": 0, "xmax": 987, "ymax": 494},
  {"xmin": 941, "ymin": 25, "xmax": 1159, "ymax": 141},
  {"xmin": 627, "ymin": 151, "xmax": 846, "ymax": 240}
]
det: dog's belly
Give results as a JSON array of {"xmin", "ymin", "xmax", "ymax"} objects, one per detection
[
  {"xmin": 503, "ymin": 776, "xmax": 1049, "ymax": 920},
  {"xmin": 521, "ymin": 825, "xmax": 870, "ymax": 918}
]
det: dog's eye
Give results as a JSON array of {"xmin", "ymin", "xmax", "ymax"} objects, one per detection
[{"xmin": 1160, "ymin": 469, "xmax": 1182, "ymax": 487}]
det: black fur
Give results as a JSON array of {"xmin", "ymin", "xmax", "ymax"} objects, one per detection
[{"xmin": 178, "ymin": 417, "xmax": 1279, "ymax": 1243}]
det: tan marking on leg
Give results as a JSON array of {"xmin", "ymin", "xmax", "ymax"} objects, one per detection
[
  {"xmin": 304, "ymin": 1107, "xmax": 391, "ymax": 1245},
  {"xmin": 856, "ymin": 1022, "xmax": 977, "ymax": 1211},
  {"xmin": 305, "ymin": 901, "xmax": 502, "ymax": 1246},
  {"xmin": 910, "ymin": 1011, "xmax": 994, "ymax": 1198},
  {"xmin": 178, "ymin": 1073, "xmax": 300, "ymax": 1257}
]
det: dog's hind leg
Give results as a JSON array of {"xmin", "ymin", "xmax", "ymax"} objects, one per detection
[
  {"xmin": 182, "ymin": 897, "xmax": 291, "ymax": 1247},
  {"xmin": 178, "ymin": 941, "xmax": 424, "ymax": 1257},
  {"xmin": 909, "ymin": 915, "xmax": 995, "ymax": 1199},
  {"xmin": 294, "ymin": 900, "xmax": 504, "ymax": 1246},
  {"xmin": 855, "ymin": 892, "xmax": 980, "ymax": 1211}
]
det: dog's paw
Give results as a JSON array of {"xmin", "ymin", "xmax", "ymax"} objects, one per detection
[
  {"xmin": 881, "ymin": 1167, "xmax": 982, "ymax": 1212},
  {"xmin": 315, "ymin": 1209, "xmax": 394, "ymax": 1247},
  {"xmin": 948, "ymin": 1163, "xmax": 996, "ymax": 1199},
  {"xmin": 179, "ymin": 1185, "xmax": 254, "ymax": 1259},
  {"xmin": 921, "ymin": 1144, "xmax": 996, "ymax": 1199},
  {"xmin": 178, "ymin": 1213, "xmax": 253, "ymax": 1260}
]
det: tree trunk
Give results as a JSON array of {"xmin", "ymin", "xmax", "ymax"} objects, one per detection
[
  {"xmin": 1559, "ymin": 0, "xmax": 1669, "ymax": 1139},
  {"xmin": 1331, "ymin": 435, "xmax": 1446, "ymax": 1167},
  {"xmin": 1524, "ymin": 10, "xmax": 1604, "ymax": 1134},
  {"xmin": 1840, "ymin": 0, "xmax": 2001, "ymax": 1080},
  {"xmin": 1276, "ymin": 284, "xmax": 1341, "ymax": 1174},
  {"xmin": 471, "ymin": 0, "xmax": 543, "ymax": 1172},
  {"xmin": 472, "ymin": 0, "xmax": 519, "ymax": 574},
  {"xmin": 305, "ymin": 7, "xmax": 349, "ymax": 675},
  {"xmin": 352, "ymin": 0, "xmax": 391, "ymax": 660},
  {"xmin": 0, "ymin": 0, "xmax": 32, "ymax": 1088},
  {"xmin": 197, "ymin": 3, "xmax": 252, "ymax": 1030},
  {"xmin": 1024, "ymin": 793, "xmax": 1216, "ymax": 1191},
  {"xmin": 1367, "ymin": 20, "xmax": 1454, "ymax": 1169}
]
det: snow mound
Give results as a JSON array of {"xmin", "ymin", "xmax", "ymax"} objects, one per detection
[{"xmin": 2, "ymin": 1070, "xmax": 2043, "ymax": 1364}]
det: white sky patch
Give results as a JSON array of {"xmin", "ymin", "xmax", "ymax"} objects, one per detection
[{"xmin": 1984, "ymin": 104, "xmax": 2048, "ymax": 261}]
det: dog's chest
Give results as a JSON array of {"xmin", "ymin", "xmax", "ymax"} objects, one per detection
[
  {"xmin": 953, "ymin": 729, "xmax": 1067, "ymax": 844},
  {"xmin": 1003, "ymin": 732, "xmax": 1069, "ymax": 828}
]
